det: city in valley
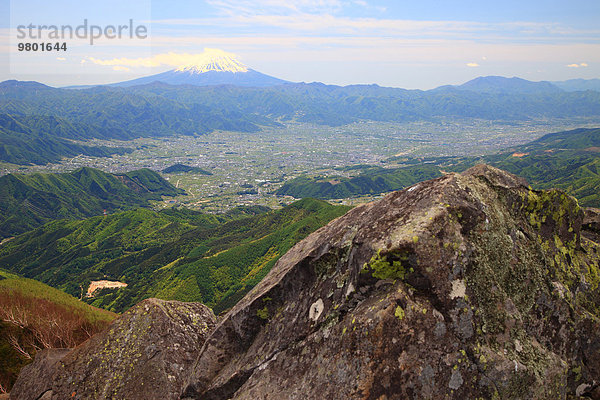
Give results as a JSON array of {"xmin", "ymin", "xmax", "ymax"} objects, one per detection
[{"xmin": 2, "ymin": 117, "xmax": 599, "ymax": 212}]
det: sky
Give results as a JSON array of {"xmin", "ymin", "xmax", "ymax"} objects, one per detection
[{"xmin": 0, "ymin": 0, "xmax": 599, "ymax": 89}]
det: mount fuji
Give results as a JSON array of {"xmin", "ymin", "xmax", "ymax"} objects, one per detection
[{"xmin": 110, "ymin": 49, "xmax": 289, "ymax": 88}]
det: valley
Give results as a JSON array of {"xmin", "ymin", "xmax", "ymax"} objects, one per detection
[{"xmin": 3, "ymin": 117, "xmax": 599, "ymax": 213}]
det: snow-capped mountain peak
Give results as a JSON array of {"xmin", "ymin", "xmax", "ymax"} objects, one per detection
[
  {"xmin": 109, "ymin": 49, "xmax": 289, "ymax": 87},
  {"xmin": 175, "ymin": 48, "xmax": 248, "ymax": 74}
]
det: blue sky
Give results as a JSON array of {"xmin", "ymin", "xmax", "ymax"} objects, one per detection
[{"xmin": 1, "ymin": 0, "xmax": 599, "ymax": 88}]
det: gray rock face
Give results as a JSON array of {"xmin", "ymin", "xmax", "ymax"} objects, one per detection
[
  {"xmin": 583, "ymin": 207, "xmax": 600, "ymax": 243},
  {"xmin": 8, "ymin": 349, "xmax": 70, "ymax": 400},
  {"xmin": 181, "ymin": 165, "xmax": 600, "ymax": 399},
  {"xmin": 10, "ymin": 299, "xmax": 216, "ymax": 400},
  {"xmin": 10, "ymin": 165, "xmax": 600, "ymax": 399}
]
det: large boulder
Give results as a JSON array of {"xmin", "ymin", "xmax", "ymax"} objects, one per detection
[
  {"xmin": 10, "ymin": 299, "xmax": 216, "ymax": 400},
  {"xmin": 181, "ymin": 165, "xmax": 600, "ymax": 399}
]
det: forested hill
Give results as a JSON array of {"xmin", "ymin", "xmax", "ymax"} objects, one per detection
[
  {"xmin": 0, "ymin": 167, "xmax": 184, "ymax": 238},
  {"xmin": 0, "ymin": 113, "xmax": 131, "ymax": 165},
  {"xmin": 0, "ymin": 199, "xmax": 350, "ymax": 315},
  {"xmin": 276, "ymin": 164, "xmax": 442, "ymax": 199}
]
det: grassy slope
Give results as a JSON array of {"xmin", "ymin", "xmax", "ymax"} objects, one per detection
[{"xmin": 0, "ymin": 269, "xmax": 115, "ymax": 392}]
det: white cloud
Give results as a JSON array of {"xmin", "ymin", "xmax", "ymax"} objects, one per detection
[
  {"xmin": 207, "ymin": 0, "xmax": 343, "ymax": 15},
  {"xmin": 567, "ymin": 62, "xmax": 589, "ymax": 68},
  {"xmin": 152, "ymin": 6, "xmax": 600, "ymax": 44},
  {"xmin": 466, "ymin": 62, "xmax": 479, "ymax": 67},
  {"xmin": 88, "ymin": 48, "xmax": 243, "ymax": 70}
]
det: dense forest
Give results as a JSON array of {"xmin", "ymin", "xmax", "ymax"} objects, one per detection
[
  {"xmin": 0, "ymin": 167, "xmax": 183, "ymax": 238},
  {"xmin": 0, "ymin": 199, "xmax": 350, "ymax": 314}
]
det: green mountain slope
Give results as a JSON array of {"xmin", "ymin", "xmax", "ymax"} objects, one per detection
[
  {"xmin": 0, "ymin": 80, "xmax": 262, "ymax": 138},
  {"xmin": 512, "ymin": 127, "xmax": 600, "ymax": 151},
  {"xmin": 445, "ymin": 128, "xmax": 600, "ymax": 207},
  {"xmin": 0, "ymin": 167, "xmax": 184, "ymax": 238},
  {"xmin": 487, "ymin": 154, "xmax": 600, "ymax": 206},
  {"xmin": 0, "ymin": 269, "xmax": 115, "ymax": 392},
  {"xmin": 0, "ymin": 113, "xmax": 132, "ymax": 165},
  {"xmin": 0, "ymin": 199, "xmax": 349, "ymax": 314},
  {"xmin": 276, "ymin": 165, "xmax": 442, "ymax": 199}
]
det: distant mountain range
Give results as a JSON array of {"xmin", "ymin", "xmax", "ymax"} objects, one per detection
[
  {"xmin": 551, "ymin": 78, "xmax": 600, "ymax": 92},
  {"xmin": 450, "ymin": 76, "xmax": 563, "ymax": 94},
  {"xmin": 450, "ymin": 76, "xmax": 600, "ymax": 94},
  {"xmin": 62, "ymin": 49, "xmax": 599, "ymax": 93},
  {"xmin": 1, "ymin": 59, "xmax": 600, "ymax": 166}
]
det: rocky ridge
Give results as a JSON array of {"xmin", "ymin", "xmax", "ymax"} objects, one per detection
[
  {"xmin": 181, "ymin": 164, "xmax": 600, "ymax": 399},
  {"xmin": 11, "ymin": 165, "xmax": 600, "ymax": 399}
]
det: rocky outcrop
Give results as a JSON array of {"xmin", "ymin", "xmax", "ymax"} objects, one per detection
[
  {"xmin": 10, "ymin": 165, "xmax": 600, "ymax": 399},
  {"xmin": 181, "ymin": 165, "xmax": 600, "ymax": 399},
  {"xmin": 10, "ymin": 299, "xmax": 216, "ymax": 400},
  {"xmin": 8, "ymin": 349, "xmax": 70, "ymax": 400}
]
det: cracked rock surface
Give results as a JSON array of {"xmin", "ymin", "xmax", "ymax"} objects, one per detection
[{"xmin": 182, "ymin": 165, "xmax": 600, "ymax": 399}]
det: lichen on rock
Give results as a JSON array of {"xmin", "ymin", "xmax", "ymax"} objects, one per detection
[{"xmin": 180, "ymin": 165, "xmax": 600, "ymax": 399}]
